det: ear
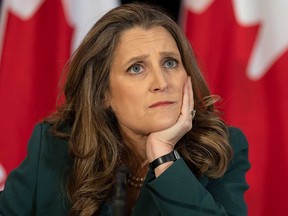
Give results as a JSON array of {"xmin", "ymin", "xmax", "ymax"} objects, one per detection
[{"xmin": 103, "ymin": 91, "xmax": 111, "ymax": 109}]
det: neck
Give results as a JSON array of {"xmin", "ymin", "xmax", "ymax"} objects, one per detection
[
  {"xmin": 119, "ymin": 132, "xmax": 149, "ymax": 182},
  {"xmin": 120, "ymin": 128, "xmax": 148, "ymax": 162}
]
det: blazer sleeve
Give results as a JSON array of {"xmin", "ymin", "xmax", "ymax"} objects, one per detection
[
  {"xmin": 0, "ymin": 124, "xmax": 43, "ymax": 215},
  {"xmin": 145, "ymin": 127, "xmax": 250, "ymax": 216}
]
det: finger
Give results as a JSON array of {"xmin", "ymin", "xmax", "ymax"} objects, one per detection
[
  {"xmin": 188, "ymin": 76, "xmax": 194, "ymax": 111},
  {"xmin": 181, "ymin": 77, "xmax": 190, "ymax": 117}
]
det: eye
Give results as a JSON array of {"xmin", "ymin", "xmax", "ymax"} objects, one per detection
[
  {"xmin": 127, "ymin": 64, "xmax": 144, "ymax": 75},
  {"xmin": 163, "ymin": 58, "xmax": 178, "ymax": 69}
]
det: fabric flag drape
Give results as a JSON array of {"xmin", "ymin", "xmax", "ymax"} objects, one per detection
[
  {"xmin": 181, "ymin": 0, "xmax": 288, "ymax": 215},
  {"xmin": 0, "ymin": 0, "xmax": 119, "ymax": 190}
]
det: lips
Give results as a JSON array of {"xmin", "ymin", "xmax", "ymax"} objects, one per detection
[{"xmin": 149, "ymin": 101, "xmax": 175, "ymax": 108}]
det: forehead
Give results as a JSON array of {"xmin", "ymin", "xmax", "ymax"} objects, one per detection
[
  {"xmin": 113, "ymin": 26, "xmax": 180, "ymax": 57},
  {"xmin": 119, "ymin": 26, "xmax": 175, "ymax": 42}
]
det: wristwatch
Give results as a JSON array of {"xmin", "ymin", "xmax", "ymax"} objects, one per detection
[{"xmin": 149, "ymin": 150, "xmax": 181, "ymax": 171}]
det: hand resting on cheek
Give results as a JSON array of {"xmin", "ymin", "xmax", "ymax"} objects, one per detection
[{"xmin": 146, "ymin": 76, "xmax": 194, "ymax": 177}]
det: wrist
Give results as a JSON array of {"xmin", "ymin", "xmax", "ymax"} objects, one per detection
[
  {"xmin": 149, "ymin": 150, "xmax": 181, "ymax": 171},
  {"xmin": 146, "ymin": 148, "xmax": 173, "ymax": 162},
  {"xmin": 146, "ymin": 136, "xmax": 175, "ymax": 161}
]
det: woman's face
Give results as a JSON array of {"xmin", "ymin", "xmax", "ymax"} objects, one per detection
[{"xmin": 106, "ymin": 26, "xmax": 187, "ymax": 138}]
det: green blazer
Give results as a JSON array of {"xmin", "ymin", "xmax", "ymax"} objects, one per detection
[{"xmin": 0, "ymin": 123, "xmax": 250, "ymax": 215}]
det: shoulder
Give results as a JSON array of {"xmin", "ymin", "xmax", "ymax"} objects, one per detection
[
  {"xmin": 31, "ymin": 123, "xmax": 70, "ymax": 208},
  {"xmin": 0, "ymin": 123, "xmax": 70, "ymax": 215},
  {"xmin": 28, "ymin": 122, "xmax": 69, "ymax": 162},
  {"xmin": 30, "ymin": 122, "xmax": 54, "ymax": 141},
  {"xmin": 33, "ymin": 121, "xmax": 69, "ymax": 139},
  {"xmin": 32, "ymin": 122, "xmax": 68, "ymax": 144},
  {"xmin": 228, "ymin": 127, "xmax": 248, "ymax": 153},
  {"xmin": 226, "ymin": 127, "xmax": 250, "ymax": 174}
]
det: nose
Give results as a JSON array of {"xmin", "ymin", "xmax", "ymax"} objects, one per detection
[{"xmin": 150, "ymin": 67, "xmax": 169, "ymax": 92}]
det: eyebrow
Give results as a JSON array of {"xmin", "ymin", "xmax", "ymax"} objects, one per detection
[
  {"xmin": 124, "ymin": 51, "xmax": 181, "ymax": 67},
  {"xmin": 125, "ymin": 54, "xmax": 149, "ymax": 66},
  {"xmin": 160, "ymin": 51, "xmax": 181, "ymax": 58}
]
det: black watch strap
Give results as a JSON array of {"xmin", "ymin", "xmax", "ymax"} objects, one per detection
[{"xmin": 149, "ymin": 150, "xmax": 181, "ymax": 171}]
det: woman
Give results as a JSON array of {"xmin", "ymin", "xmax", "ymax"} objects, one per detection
[{"xmin": 0, "ymin": 3, "xmax": 250, "ymax": 216}]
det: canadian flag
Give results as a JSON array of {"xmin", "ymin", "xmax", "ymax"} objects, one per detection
[
  {"xmin": 0, "ymin": 0, "xmax": 119, "ymax": 190},
  {"xmin": 181, "ymin": 0, "xmax": 288, "ymax": 215}
]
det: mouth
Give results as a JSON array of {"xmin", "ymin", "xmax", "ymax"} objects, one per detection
[{"xmin": 149, "ymin": 101, "xmax": 175, "ymax": 108}]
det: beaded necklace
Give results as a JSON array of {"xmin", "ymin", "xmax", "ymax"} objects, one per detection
[
  {"xmin": 118, "ymin": 158, "xmax": 147, "ymax": 189},
  {"xmin": 126, "ymin": 173, "xmax": 145, "ymax": 188}
]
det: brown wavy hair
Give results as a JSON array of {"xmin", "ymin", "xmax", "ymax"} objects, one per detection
[{"xmin": 46, "ymin": 3, "xmax": 232, "ymax": 215}]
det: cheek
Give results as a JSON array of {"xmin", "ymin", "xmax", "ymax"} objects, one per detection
[
  {"xmin": 175, "ymin": 72, "xmax": 187, "ymax": 93},
  {"xmin": 109, "ymin": 87, "xmax": 141, "ymax": 115}
]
